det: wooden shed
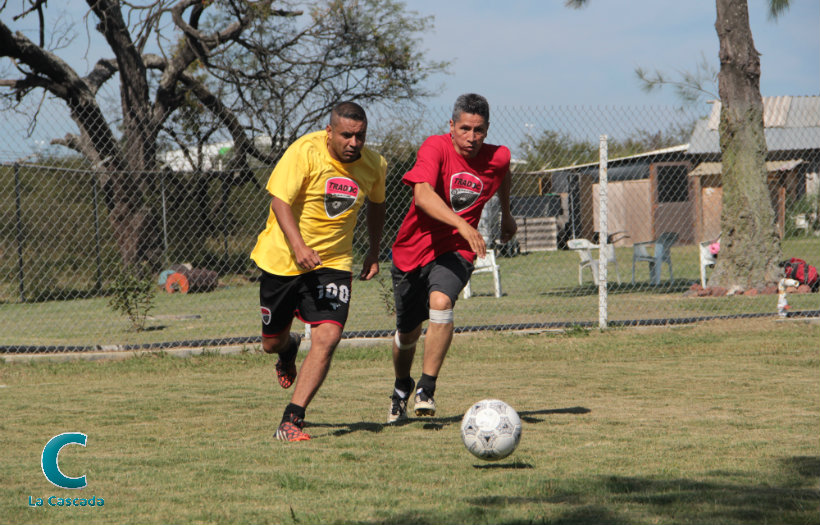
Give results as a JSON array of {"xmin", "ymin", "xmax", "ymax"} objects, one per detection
[
  {"xmin": 688, "ymin": 159, "xmax": 809, "ymax": 241},
  {"xmin": 688, "ymin": 96, "xmax": 820, "ymax": 240},
  {"xmin": 516, "ymin": 96, "xmax": 820, "ymax": 248},
  {"xmin": 529, "ymin": 145, "xmax": 692, "ymax": 247}
]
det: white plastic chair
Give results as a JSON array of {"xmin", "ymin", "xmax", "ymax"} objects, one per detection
[
  {"xmin": 631, "ymin": 232, "xmax": 678, "ymax": 285},
  {"xmin": 699, "ymin": 236, "xmax": 720, "ymax": 287},
  {"xmin": 602, "ymin": 244, "xmax": 621, "ymax": 284},
  {"xmin": 567, "ymin": 238, "xmax": 621, "ymax": 285},
  {"xmin": 793, "ymin": 214, "xmax": 809, "ymax": 233},
  {"xmin": 463, "ymin": 249, "xmax": 502, "ymax": 299}
]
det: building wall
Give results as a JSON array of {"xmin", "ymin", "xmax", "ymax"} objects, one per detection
[
  {"xmin": 701, "ymin": 186, "xmax": 723, "ymax": 242},
  {"xmin": 592, "ymin": 180, "xmax": 652, "ymax": 246}
]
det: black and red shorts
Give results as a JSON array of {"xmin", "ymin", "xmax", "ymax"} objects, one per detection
[
  {"xmin": 391, "ymin": 252, "xmax": 474, "ymax": 333},
  {"xmin": 259, "ymin": 268, "xmax": 352, "ymax": 336}
]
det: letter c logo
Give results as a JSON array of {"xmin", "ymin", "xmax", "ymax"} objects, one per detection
[{"xmin": 41, "ymin": 433, "xmax": 87, "ymax": 489}]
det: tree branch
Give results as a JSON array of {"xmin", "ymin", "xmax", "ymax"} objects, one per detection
[
  {"xmin": 179, "ymin": 70, "xmax": 269, "ymax": 170},
  {"xmin": 84, "ymin": 58, "xmax": 118, "ymax": 94},
  {"xmin": 0, "ymin": 18, "xmax": 124, "ymax": 168}
]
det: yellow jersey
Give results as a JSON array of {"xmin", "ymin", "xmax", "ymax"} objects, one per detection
[{"xmin": 250, "ymin": 130, "xmax": 386, "ymax": 275}]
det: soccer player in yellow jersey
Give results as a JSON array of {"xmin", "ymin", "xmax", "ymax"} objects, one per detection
[{"xmin": 250, "ymin": 102, "xmax": 386, "ymax": 441}]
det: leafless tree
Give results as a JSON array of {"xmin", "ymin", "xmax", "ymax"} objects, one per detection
[{"xmin": 0, "ymin": 0, "xmax": 446, "ymax": 267}]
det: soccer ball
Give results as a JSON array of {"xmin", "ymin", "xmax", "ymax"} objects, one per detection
[{"xmin": 460, "ymin": 399, "xmax": 522, "ymax": 461}]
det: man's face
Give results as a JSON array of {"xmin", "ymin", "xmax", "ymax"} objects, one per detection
[
  {"xmin": 449, "ymin": 112, "xmax": 488, "ymax": 159},
  {"xmin": 326, "ymin": 117, "xmax": 367, "ymax": 163}
]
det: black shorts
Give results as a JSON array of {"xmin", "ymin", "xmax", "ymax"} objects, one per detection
[
  {"xmin": 391, "ymin": 252, "xmax": 474, "ymax": 333},
  {"xmin": 259, "ymin": 268, "xmax": 352, "ymax": 336}
]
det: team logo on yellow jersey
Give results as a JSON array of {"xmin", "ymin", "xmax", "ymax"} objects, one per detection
[{"xmin": 325, "ymin": 177, "xmax": 359, "ymax": 218}]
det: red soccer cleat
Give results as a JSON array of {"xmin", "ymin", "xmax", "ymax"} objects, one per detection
[{"xmin": 276, "ymin": 413, "xmax": 311, "ymax": 442}]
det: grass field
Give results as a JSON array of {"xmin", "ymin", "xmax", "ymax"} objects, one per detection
[
  {"xmin": 2, "ymin": 317, "xmax": 818, "ymax": 524},
  {"xmin": 1, "ymin": 238, "xmax": 819, "ymax": 349}
]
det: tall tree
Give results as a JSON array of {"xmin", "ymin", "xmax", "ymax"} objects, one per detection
[
  {"xmin": 0, "ymin": 0, "xmax": 446, "ymax": 267},
  {"xmin": 566, "ymin": 0, "xmax": 788, "ymax": 289},
  {"xmin": 708, "ymin": 0, "xmax": 782, "ymax": 288}
]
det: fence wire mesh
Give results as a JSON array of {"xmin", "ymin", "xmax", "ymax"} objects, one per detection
[{"xmin": 1, "ymin": 102, "xmax": 818, "ymax": 352}]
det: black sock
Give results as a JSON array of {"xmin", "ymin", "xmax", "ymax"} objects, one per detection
[
  {"xmin": 282, "ymin": 403, "xmax": 305, "ymax": 423},
  {"xmin": 394, "ymin": 376, "xmax": 414, "ymax": 398},
  {"xmin": 417, "ymin": 373, "xmax": 437, "ymax": 396},
  {"xmin": 279, "ymin": 335, "xmax": 298, "ymax": 362}
]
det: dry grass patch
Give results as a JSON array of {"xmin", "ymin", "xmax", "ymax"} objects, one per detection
[{"xmin": 1, "ymin": 318, "xmax": 817, "ymax": 524}]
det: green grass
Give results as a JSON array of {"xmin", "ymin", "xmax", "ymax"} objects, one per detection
[
  {"xmin": 1, "ymin": 318, "xmax": 818, "ymax": 524},
  {"xmin": 1, "ymin": 238, "xmax": 818, "ymax": 348}
]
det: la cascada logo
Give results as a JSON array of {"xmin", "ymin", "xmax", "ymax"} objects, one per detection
[
  {"xmin": 42, "ymin": 432, "xmax": 87, "ymax": 489},
  {"xmin": 29, "ymin": 433, "xmax": 105, "ymax": 508}
]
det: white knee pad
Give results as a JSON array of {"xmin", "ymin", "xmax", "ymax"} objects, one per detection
[
  {"xmin": 394, "ymin": 331, "xmax": 418, "ymax": 350},
  {"xmin": 428, "ymin": 308, "xmax": 454, "ymax": 324}
]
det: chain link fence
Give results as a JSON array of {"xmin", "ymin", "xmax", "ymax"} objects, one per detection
[{"xmin": 2, "ymin": 101, "xmax": 818, "ymax": 353}]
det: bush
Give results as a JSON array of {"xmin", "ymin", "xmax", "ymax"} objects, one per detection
[{"xmin": 108, "ymin": 263, "xmax": 156, "ymax": 332}]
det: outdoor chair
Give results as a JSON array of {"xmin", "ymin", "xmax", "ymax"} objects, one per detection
[
  {"xmin": 567, "ymin": 238, "xmax": 621, "ymax": 285},
  {"xmin": 631, "ymin": 231, "xmax": 678, "ymax": 285},
  {"xmin": 699, "ymin": 235, "xmax": 720, "ymax": 287},
  {"xmin": 793, "ymin": 213, "xmax": 809, "ymax": 233},
  {"xmin": 463, "ymin": 249, "xmax": 502, "ymax": 299}
]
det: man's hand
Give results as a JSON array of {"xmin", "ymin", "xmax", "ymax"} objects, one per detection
[
  {"xmin": 499, "ymin": 213, "xmax": 518, "ymax": 243},
  {"xmin": 456, "ymin": 222, "xmax": 486, "ymax": 258},
  {"xmin": 293, "ymin": 244, "xmax": 322, "ymax": 271},
  {"xmin": 271, "ymin": 196, "xmax": 322, "ymax": 271},
  {"xmin": 412, "ymin": 182, "xmax": 488, "ymax": 258},
  {"xmin": 359, "ymin": 252, "xmax": 380, "ymax": 280}
]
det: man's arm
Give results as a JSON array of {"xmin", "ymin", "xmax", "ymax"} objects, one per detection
[
  {"xmin": 360, "ymin": 200, "xmax": 385, "ymax": 280},
  {"xmin": 496, "ymin": 170, "xmax": 518, "ymax": 243},
  {"xmin": 413, "ymin": 182, "xmax": 486, "ymax": 258},
  {"xmin": 270, "ymin": 196, "xmax": 322, "ymax": 270}
]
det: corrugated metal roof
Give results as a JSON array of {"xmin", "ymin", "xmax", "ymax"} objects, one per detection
[
  {"xmin": 707, "ymin": 96, "xmax": 797, "ymax": 130},
  {"xmin": 530, "ymin": 144, "xmax": 689, "ymax": 174},
  {"xmin": 690, "ymin": 159, "xmax": 804, "ymax": 177},
  {"xmin": 690, "ymin": 95, "xmax": 820, "ymax": 154},
  {"xmin": 764, "ymin": 96, "xmax": 792, "ymax": 127}
]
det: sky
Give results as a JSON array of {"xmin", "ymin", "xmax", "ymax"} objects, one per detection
[
  {"xmin": 409, "ymin": 1, "xmax": 819, "ymax": 108},
  {"xmin": 5, "ymin": 0, "xmax": 818, "ymax": 108},
  {"xmin": 2, "ymin": 1, "xmax": 818, "ymax": 158}
]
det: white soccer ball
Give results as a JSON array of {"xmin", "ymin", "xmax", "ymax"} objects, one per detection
[{"xmin": 460, "ymin": 399, "xmax": 522, "ymax": 461}]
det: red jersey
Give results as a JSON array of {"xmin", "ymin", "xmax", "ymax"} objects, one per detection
[{"xmin": 392, "ymin": 133, "xmax": 511, "ymax": 272}]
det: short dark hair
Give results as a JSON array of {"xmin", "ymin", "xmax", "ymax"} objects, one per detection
[
  {"xmin": 452, "ymin": 93, "xmax": 490, "ymax": 123},
  {"xmin": 330, "ymin": 101, "xmax": 367, "ymax": 126}
]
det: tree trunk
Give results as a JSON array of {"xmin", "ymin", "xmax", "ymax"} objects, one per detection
[
  {"xmin": 90, "ymin": 0, "xmax": 163, "ymax": 268},
  {"xmin": 709, "ymin": 0, "xmax": 781, "ymax": 289}
]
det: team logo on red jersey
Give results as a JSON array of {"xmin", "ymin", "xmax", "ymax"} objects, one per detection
[
  {"xmin": 324, "ymin": 177, "xmax": 359, "ymax": 218},
  {"xmin": 449, "ymin": 172, "xmax": 483, "ymax": 212}
]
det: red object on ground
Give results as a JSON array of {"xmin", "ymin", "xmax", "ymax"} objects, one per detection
[{"xmin": 165, "ymin": 272, "xmax": 189, "ymax": 294}]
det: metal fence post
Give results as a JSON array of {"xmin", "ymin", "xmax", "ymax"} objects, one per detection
[
  {"xmin": 598, "ymin": 135, "xmax": 608, "ymax": 330},
  {"xmin": 92, "ymin": 174, "xmax": 103, "ymax": 294},
  {"xmin": 13, "ymin": 162, "xmax": 26, "ymax": 302},
  {"xmin": 160, "ymin": 170, "xmax": 169, "ymax": 266}
]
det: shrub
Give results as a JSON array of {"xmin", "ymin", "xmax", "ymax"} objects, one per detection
[{"xmin": 108, "ymin": 263, "xmax": 156, "ymax": 332}]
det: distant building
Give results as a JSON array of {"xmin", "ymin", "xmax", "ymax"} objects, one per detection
[
  {"xmin": 521, "ymin": 145, "xmax": 690, "ymax": 248},
  {"xmin": 517, "ymin": 96, "xmax": 820, "ymax": 248},
  {"xmin": 688, "ymin": 96, "xmax": 820, "ymax": 239},
  {"xmin": 158, "ymin": 135, "xmax": 276, "ymax": 172}
]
